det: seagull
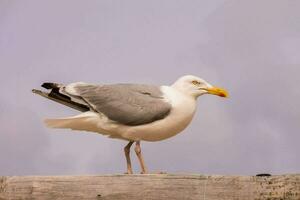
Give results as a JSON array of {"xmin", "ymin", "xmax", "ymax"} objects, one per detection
[{"xmin": 32, "ymin": 75, "xmax": 228, "ymax": 174}]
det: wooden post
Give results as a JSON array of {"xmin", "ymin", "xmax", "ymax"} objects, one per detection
[{"xmin": 0, "ymin": 174, "xmax": 299, "ymax": 199}]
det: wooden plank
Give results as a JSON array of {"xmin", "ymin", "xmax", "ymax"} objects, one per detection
[{"xmin": 0, "ymin": 174, "xmax": 299, "ymax": 200}]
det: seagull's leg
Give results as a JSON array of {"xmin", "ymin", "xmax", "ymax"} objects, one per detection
[
  {"xmin": 134, "ymin": 141, "xmax": 148, "ymax": 174},
  {"xmin": 124, "ymin": 141, "xmax": 134, "ymax": 174}
]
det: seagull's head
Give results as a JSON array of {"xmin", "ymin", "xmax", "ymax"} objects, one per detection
[{"xmin": 172, "ymin": 75, "xmax": 229, "ymax": 99}]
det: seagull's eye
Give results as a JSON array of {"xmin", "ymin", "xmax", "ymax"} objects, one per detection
[{"xmin": 192, "ymin": 80, "xmax": 200, "ymax": 86}]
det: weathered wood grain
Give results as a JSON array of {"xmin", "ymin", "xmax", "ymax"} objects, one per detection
[{"xmin": 0, "ymin": 174, "xmax": 299, "ymax": 200}]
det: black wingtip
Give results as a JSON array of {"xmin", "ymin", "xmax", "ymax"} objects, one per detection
[{"xmin": 41, "ymin": 82, "xmax": 59, "ymax": 89}]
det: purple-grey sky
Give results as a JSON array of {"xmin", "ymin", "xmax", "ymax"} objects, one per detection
[{"xmin": 0, "ymin": 0, "xmax": 299, "ymax": 175}]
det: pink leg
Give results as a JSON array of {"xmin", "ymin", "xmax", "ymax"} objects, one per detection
[
  {"xmin": 124, "ymin": 141, "xmax": 134, "ymax": 174},
  {"xmin": 134, "ymin": 141, "xmax": 148, "ymax": 174}
]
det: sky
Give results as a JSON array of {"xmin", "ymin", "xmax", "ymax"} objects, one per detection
[{"xmin": 0, "ymin": 0, "xmax": 299, "ymax": 176}]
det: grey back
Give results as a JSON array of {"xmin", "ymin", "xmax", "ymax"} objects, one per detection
[{"xmin": 73, "ymin": 84, "xmax": 172, "ymax": 126}]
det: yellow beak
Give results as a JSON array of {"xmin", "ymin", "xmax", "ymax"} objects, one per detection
[{"xmin": 203, "ymin": 86, "xmax": 229, "ymax": 98}]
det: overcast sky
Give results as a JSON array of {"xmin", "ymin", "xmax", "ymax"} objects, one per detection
[{"xmin": 1, "ymin": 0, "xmax": 299, "ymax": 176}]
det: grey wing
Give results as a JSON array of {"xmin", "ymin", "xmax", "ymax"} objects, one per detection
[{"xmin": 69, "ymin": 83, "xmax": 172, "ymax": 126}]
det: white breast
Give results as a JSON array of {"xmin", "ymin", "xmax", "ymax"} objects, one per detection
[{"xmin": 122, "ymin": 86, "xmax": 197, "ymax": 141}]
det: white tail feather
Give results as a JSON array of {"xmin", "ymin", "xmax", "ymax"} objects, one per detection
[
  {"xmin": 44, "ymin": 111, "xmax": 127, "ymax": 140},
  {"xmin": 44, "ymin": 112, "xmax": 104, "ymax": 133}
]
